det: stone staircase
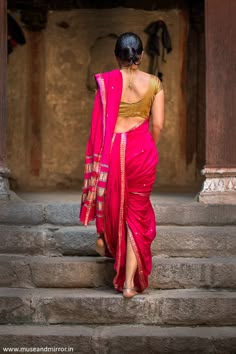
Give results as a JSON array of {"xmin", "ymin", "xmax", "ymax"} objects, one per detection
[{"xmin": 0, "ymin": 195, "xmax": 236, "ymax": 353}]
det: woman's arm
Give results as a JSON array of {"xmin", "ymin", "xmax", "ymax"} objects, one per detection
[{"xmin": 151, "ymin": 89, "xmax": 165, "ymax": 144}]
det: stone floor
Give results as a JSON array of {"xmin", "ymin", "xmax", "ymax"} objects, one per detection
[
  {"xmin": 17, "ymin": 190, "xmax": 198, "ymax": 204},
  {"xmin": 0, "ymin": 189, "xmax": 236, "ymax": 353}
]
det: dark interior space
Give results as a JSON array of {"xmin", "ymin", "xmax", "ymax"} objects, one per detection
[{"xmin": 7, "ymin": 0, "xmax": 205, "ymax": 191}]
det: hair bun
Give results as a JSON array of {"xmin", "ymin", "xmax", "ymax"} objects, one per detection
[
  {"xmin": 120, "ymin": 47, "xmax": 141, "ymax": 64},
  {"xmin": 130, "ymin": 48, "xmax": 140, "ymax": 64}
]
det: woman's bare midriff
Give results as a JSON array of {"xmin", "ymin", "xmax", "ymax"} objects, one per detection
[{"xmin": 114, "ymin": 116, "xmax": 147, "ymax": 133}]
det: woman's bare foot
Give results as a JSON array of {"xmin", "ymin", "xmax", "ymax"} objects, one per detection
[
  {"xmin": 123, "ymin": 287, "xmax": 138, "ymax": 299},
  {"xmin": 95, "ymin": 236, "xmax": 105, "ymax": 256},
  {"xmin": 123, "ymin": 281, "xmax": 138, "ymax": 299}
]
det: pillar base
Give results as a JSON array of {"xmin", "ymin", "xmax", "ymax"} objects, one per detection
[
  {"xmin": 198, "ymin": 168, "xmax": 236, "ymax": 204},
  {"xmin": 0, "ymin": 166, "xmax": 11, "ymax": 200}
]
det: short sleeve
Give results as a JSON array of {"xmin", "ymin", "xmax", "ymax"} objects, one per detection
[{"xmin": 153, "ymin": 76, "xmax": 163, "ymax": 95}]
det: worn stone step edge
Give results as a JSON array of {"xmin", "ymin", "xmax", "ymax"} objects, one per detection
[
  {"xmin": 0, "ymin": 287, "xmax": 236, "ymax": 325},
  {"xmin": 0, "ymin": 325, "xmax": 235, "ymax": 354},
  {"xmin": 0, "ymin": 225, "xmax": 236, "ymax": 257},
  {"xmin": 1, "ymin": 255, "xmax": 236, "ymax": 289},
  {"xmin": 1, "ymin": 202, "xmax": 236, "ymax": 225}
]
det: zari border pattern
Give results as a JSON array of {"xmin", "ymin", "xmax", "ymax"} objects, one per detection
[
  {"xmin": 80, "ymin": 74, "xmax": 108, "ymax": 226},
  {"xmin": 126, "ymin": 223, "xmax": 146, "ymax": 291},
  {"xmin": 114, "ymin": 133, "xmax": 126, "ymax": 289}
]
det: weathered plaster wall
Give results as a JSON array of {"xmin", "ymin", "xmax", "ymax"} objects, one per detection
[
  {"xmin": 7, "ymin": 40, "xmax": 28, "ymax": 187},
  {"xmin": 7, "ymin": 8, "xmax": 197, "ymax": 191}
]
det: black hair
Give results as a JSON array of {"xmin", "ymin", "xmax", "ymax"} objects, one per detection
[{"xmin": 114, "ymin": 32, "xmax": 143, "ymax": 66}]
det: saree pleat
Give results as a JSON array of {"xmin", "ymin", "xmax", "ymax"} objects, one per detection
[{"xmin": 104, "ymin": 120, "xmax": 158, "ymax": 292}]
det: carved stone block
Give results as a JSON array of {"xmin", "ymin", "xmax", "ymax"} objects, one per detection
[
  {"xmin": 0, "ymin": 167, "xmax": 10, "ymax": 200},
  {"xmin": 199, "ymin": 168, "xmax": 236, "ymax": 204}
]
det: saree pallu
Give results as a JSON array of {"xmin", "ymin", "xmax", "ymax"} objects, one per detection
[
  {"xmin": 104, "ymin": 120, "xmax": 158, "ymax": 292},
  {"xmin": 80, "ymin": 70, "xmax": 122, "ymax": 232}
]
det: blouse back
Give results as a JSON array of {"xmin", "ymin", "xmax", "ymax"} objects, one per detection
[{"xmin": 118, "ymin": 75, "xmax": 163, "ymax": 119}]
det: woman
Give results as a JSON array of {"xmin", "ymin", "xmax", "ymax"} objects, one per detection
[{"xmin": 80, "ymin": 32, "xmax": 164, "ymax": 298}]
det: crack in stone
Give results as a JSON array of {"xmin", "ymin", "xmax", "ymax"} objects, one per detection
[
  {"xmin": 91, "ymin": 326, "xmax": 104, "ymax": 354},
  {"xmin": 47, "ymin": 229, "xmax": 62, "ymax": 256},
  {"xmin": 42, "ymin": 203, "xmax": 48, "ymax": 224},
  {"xmin": 29, "ymin": 295, "xmax": 38, "ymax": 323},
  {"xmin": 9, "ymin": 262, "xmax": 19, "ymax": 286},
  {"xmin": 26, "ymin": 261, "xmax": 35, "ymax": 287}
]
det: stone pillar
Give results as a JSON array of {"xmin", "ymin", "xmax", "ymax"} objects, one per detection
[
  {"xmin": 199, "ymin": 0, "xmax": 236, "ymax": 204},
  {"xmin": 0, "ymin": 0, "xmax": 11, "ymax": 200}
]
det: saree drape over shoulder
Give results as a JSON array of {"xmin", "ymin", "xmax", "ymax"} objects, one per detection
[{"xmin": 80, "ymin": 69, "xmax": 158, "ymax": 292}]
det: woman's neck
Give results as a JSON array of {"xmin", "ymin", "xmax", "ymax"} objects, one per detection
[{"xmin": 120, "ymin": 64, "xmax": 139, "ymax": 71}]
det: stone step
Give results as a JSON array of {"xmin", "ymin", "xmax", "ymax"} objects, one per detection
[
  {"xmin": 0, "ymin": 201, "xmax": 236, "ymax": 226},
  {"xmin": 0, "ymin": 255, "xmax": 114, "ymax": 288},
  {"xmin": 0, "ymin": 325, "xmax": 235, "ymax": 354},
  {"xmin": 149, "ymin": 256, "xmax": 236, "ymax": 289},
  {"xmin": 153, "ymin": 225, "xmax": 236, "ymax": 257},
  {"xmin": 1, "ymin": 255, "xmax": 236, "ymax": 290},
  {"xmin": 0, "ymin": 287, "xmax": 235, "ymax": 325},
  {"xmin": 0, "ymin": 225, "xmax": 236, "ymax": 257}
]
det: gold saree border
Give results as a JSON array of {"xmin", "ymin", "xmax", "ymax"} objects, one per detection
[
  {"xmin": 114, "ymin": 132, "xmax": 126, "ymax": 289},
  {"xmin": 126, "ymin": 223, "xmax": 146, "ymax": 290},
  {"xmin": 82, "ymin": 74, "xmax": 107, "ymax": 226}
]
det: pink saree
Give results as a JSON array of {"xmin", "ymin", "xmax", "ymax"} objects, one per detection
[{"xmin": 80, "ymin": 69, "xmax": 158, "ymax": 292}]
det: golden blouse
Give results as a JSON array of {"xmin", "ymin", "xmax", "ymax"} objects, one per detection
[{"xmin": 118, "ymin": 75, "xmax": 163, "ymax": 119}]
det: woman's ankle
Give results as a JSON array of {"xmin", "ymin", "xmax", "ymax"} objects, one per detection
[
  {"xmin": 96, "ymin": 237, "xmax": 105, "ymax": 256},
  {"xmin": 124, "ymin": 280, "xmax": 134, "ymax": 289}
]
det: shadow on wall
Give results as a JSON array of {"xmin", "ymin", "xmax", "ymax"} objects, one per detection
[{"xmin": 87, "ymin": 33, "xmax": 118, "ymax": 91}]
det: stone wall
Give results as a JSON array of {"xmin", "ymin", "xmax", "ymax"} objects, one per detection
[{"xmin": 7, "ymin": 8, "xmax": 199, "ymax": 191}]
